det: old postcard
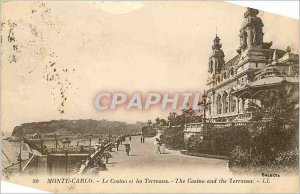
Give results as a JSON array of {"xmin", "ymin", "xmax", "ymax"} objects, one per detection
[{"xmin": 1, "ymin": 1, "xmax": 299, "ymax": 193}]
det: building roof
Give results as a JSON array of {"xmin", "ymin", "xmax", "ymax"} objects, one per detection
[
  {"xmin": 224, "ymin": 55, "xmax": 239, "ymax": 70},
  {"xmin": 250, "ymin": 76, "xmax": 298, "ymax": 87},
  {"xmin": 231, "ymin": 76, "xmax": 298, "ymax": 99}
]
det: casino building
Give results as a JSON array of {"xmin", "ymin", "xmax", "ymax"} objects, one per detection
[{"xmin": 184, "ymin": 7, "xmax": 299, "ymax": 140}]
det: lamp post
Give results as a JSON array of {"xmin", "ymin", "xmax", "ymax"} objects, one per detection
[
  {"xmin": 199, "ymin": 90, "xmax": 208, "ymax": 123},
  {"xmin": 62, "ymin": 138, "xmax": 71, "ymax": 175},
  {"xmin": 202, "ymin": 91, "xmax": 207, "ymax": 123},
  {"xmin": 19, "ymin": 130, "xmax": 23, "ymax": 173},
  {"xmin": 89, "ymin": 133, "xmax": 93, "ymax": 153},
  {"xmin": 62, "ymin": 138, "xmax": 71, "ymax": 150}
]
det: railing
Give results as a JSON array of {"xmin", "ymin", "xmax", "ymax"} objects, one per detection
[
  {"xmin": 237, "ymin": 112, "xmax": 252, "ymax": 120},
  {"xmin": 22, "ymin": 155, "xmax": 36, "ymax": 172},
  {"xmin": 184, "ymin": 120, "xmax": 256, "ymax": 131},
  {"xmin": 206, "ymin": 111, "xmax": 252, "ymax": 121},
  {"xmin": 184, "ymin": 123, "xmax": 204, "ymax": 133},
  {"xmin": 185, "ymin": 123, "xmax": 203, "ymax": 129},
  {"xmin": 77, "ymin": 142, "xmax": 112, "ymax": 175}
]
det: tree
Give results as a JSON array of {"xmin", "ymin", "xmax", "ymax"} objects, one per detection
[
  {"xmin": 155, "ymin": 117, "xmax": 161, "ymax": 126},
  {"xmin": 167, "ymin": 112, "xmax": 177, "ymax": 126},
  {"xmin": 160, "ymin": 119, "xmax": 168, "ymax": 126},
  {"xmin": 147, "ymin": 120, "xmax": 152, "ymax": 126},
  {"xmin": 246, "ymin": 88, "xmax": 298, "ymax": 162}
]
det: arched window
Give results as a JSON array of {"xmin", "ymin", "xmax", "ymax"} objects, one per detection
[
  {"xmin": 216, "ymin": 94, "xmax": 222, "ymax": 115},
  {"xmin": 231, "ymin": 97, "xmax": 236, "ymax": 113},
  {"xmin": 222, "ymin": 92, "xmax": 229, "ymax": 113},
  {"xmin": 209, "ymin": 60, "xmax": 213, "ymax": 73}
]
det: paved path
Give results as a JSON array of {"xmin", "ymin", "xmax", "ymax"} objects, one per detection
[{"xmin": 102, "ymin": 136, "xmax": 229, "ymax": 175}]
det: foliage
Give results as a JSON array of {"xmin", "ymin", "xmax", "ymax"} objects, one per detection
[
  {"xmin": 186, "ymin": 125, "xmax": 250, "ymax": 156},
  {"xmin": 158, "ymin": 106, "xmax": 202, "ymax": 150},
  {"xmin": 245, "ymin": 89, "xmax": 298, "ymax": 159},
  {"xmin": 229, "ymin": 147, "xmax": 299, "ymax": 172},
  {"xmin": 154, "ymin": 117, "xmax": 168, "ymax": 126},
  {"xmin": 229, "ymin": 89, "xmax": 299, "ymax": 170},
  {"xmin": 167, "ymin": 107, "xmax": 202, "ymax": 127},
  {"xmin": 185, "ymin": 135, "xmax": 203, "ymax": 153},
  {"xmin": 273, "ymin": 149, "xmax": 299, "ymax": 168},
  {"xmin": 141, "ymin": 126, "xmax": 156, "ymax": 137},
  {"xmin": 160, "ymin": 126, "xmax": 184, "ymax": 150},
  {"xmin": 229, "ymin": 146, "xmax": 251, "ymax": 167},
  {"xmin": 157, "ymin": 88, "xmax": 299, "ymax": 172},
  {"xmin": 12, "ymin": 119, "xmax": 146, "ymax": 136}
]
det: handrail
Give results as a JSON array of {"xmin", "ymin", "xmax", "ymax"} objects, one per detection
[
  {"xmin": 77, "ymin": 142, "xmax": 112, "ymax": 175},
  {"xmin": 185, "ymin": 120, "xmax": 269, "ymax": 129},
  {"xmin": 22, "ymin": 155, "xmax": 36, "ymax": 172}
]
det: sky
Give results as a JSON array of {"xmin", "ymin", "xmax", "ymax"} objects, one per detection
[{"xmin": 1, "ymin": 1, "xmax": 299, "ymax": 132}]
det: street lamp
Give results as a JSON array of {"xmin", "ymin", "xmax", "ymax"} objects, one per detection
[
  {"xmin": 202, "ymin": 91, "xmax": 207, "ymax": 123},
  {"xmin": 61, "ymin": 137, "xmax": 71, "ymax": 175},
  {"xmin": 88, "ymin": 133, "xmax": 93, "ymax": 152},
  {"xmin": 62, "ymin": 138, "xmax": 71, "ymax": 150},
  {"xmin": 198, "ymin": 90, "xmax": 208, "ymax": 123}
]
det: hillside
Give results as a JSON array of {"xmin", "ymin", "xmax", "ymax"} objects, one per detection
[{"xmin": 12, "ymin": 119, "xmax": 145, "ymax": 137}]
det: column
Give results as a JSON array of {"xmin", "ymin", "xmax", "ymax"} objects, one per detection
[{"xmin": 228, "ymin": 95, "xmax": 231, "ymax": 113}]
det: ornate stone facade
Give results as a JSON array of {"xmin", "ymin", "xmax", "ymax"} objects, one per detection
[
  {"xmin": 206, "ymin": 7, "xmax": 298, "ymax": 123},
  {"xmin": 184, "ymin": 7, "xmax": 299, "ymax": 140}
]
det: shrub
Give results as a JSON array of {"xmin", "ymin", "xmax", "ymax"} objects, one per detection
[
  {"xmin": 273, "ymin": 149, "xmax": 299, "ymax": 168},
  {"xmin": 186, "ymin": 135, "xmax": 203, "ymax": 153},
  {"xmin": 229, "ymin": 146, "xmax": 250, "ymax": 167},
  {"xmin": 185, "ymin": 125, "xmax": 251, "ymax": 156},
  {"xmin": 161, "ymin": 126, "xmax": 184, "ymax": 150},
  {"xmin": 141, "ymin": 126, "xmax": 156, "ymax": 137}
]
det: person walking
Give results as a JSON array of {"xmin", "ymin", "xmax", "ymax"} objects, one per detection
[
  {"xmin": 154, "ymin": 138, "xmax": 161, "ymax": 154},
  {"xmin": 125, "ymin": 144, "xmax": 131, "ymax": 156},
  {"xmin": 161, "ymin": 143, "xmax": 165, "ymax": 154},
  {"xmin": 143, "ymin": 136, "xmax": 145, "ymax": 143},
  {"xmin": 103, "ymin": 151, "xmax": 112, "ymax": 164},
  {"xmin": 118, "ymin": 137, "xmax": 122, "ymax": 145},
  {"xmin": 129, "ymin": 136, "xmax": 131, "ymax": 141},
  {"xmin": 115, "ymin": 141, "xmax": 119, "ymax": 151},
  {"xmin": 140, "ymin": 136, "xmax": 143, "ymax": 144}
]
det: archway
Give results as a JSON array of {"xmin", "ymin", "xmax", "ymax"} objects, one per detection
[
  {"xmin": 216, "ymin": 94, "xmax": 222, "ymax": 115},
  {"xmin": 222, "ymin": 92, "xmax": 229, "ymax": 113}
]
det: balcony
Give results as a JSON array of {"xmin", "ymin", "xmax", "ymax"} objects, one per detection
[
  {"xmin": 237, "ymin": 112, "xmax": 252, "ymax": 120},
  {"xmin": 184, "ymin": 120, "xmax": 252, "ymax": 132},
  {"xmin": 184, "ymin": 112, "xmax": 253, "ymax": 133},
  {"xmin": 206, "ymin": 111, "xmax": 252, "ymax": 122},
  {"xmin": 184, "ymin": 123, "xmax": 204, "ymax": 133}
]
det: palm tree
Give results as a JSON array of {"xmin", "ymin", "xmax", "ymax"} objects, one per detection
[
  {"xmin": 167, "ymin": 112, "xmax": 177, "ymax": 126},
  {"xmin": 246, "ymin": 88, "xmax": 298, "ymax": 160},
  {"xmin": 155, "ymin": 117, "xmax": 161, "ymax": 126}
]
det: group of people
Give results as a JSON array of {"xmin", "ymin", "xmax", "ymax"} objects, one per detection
[
  {"xmin": 79, "ymin": 134, "xmax": 136, "ymax": 175},
  {"xmin": 140, "ymin": 135, "xmax": 145, "ymax": 143},
  {"xmin": 115, "ymin": 135, "xmax": 132, "ymax": 156},
  {"xmin": 97, "ymin": 135, "xmax": 132, "ymax": 165}
]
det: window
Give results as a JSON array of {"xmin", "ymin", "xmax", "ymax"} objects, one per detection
[
  {"xmin": 222, "ymin": 92, "xmax": 229, "ymax": 113},
  {"xmin": 217, "ymin": 95, "xmax": 222, "ymax": 115},
  {"xmin": 231, "ymin": 98, "xmax": 236, "ymax": 113}
]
